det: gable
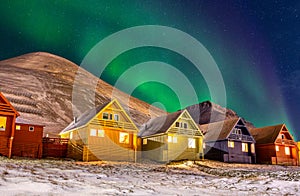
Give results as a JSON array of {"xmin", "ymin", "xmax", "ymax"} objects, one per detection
[
  {"xmin": 89, "ymin": 99, "xmax": 138, "ymax": 132},
  {"xmin": 167, "ymin": 110, "xmax": 202, "ymax": 137},
  {"xmin": 0, "ymin": 92, "xmax": 19, "ymax": 116},
  {"xmin": 227, "ymin": 118, "xmax": 255, "ymax": 142},
  {"xmin": 276, "ymin": 125, "xmax": 295, "ymax": 142},
  {"xmin": 250, "ymin": 124, "xmax": 284, "ymax": 144}
]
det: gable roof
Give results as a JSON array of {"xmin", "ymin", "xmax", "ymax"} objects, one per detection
[
  {"xmin": 250, "ymin": 124, "xmax": 289, "ymax": 144},
  {"xmin": 200, "ymin": 118, "xmax": 241, "ymax": 141},
  {"xmin": 138, "ymin": 111, "xmax": 182, "ymax": 138},
  {"xmin": 0, "ymin": 92, "xmax": 20, "ymax": 116},
  {"xmin": 16, "ymin": 117, "xmax": 45, "ymax": 127},
  {"xmin": 60, "ymin": 100, "xmax": 111, "ymax": 134}
]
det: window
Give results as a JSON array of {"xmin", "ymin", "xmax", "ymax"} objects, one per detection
[
  {"xmin": 228, "ymin": 141, "xmax": 234, "ymax": 148},
  {"xmin": 242, "ymin": 143, "xmax": 248, "ymax": 152},
  {"xmin": 233, "ymin": 128, "xmax": 242, "ymax": 135},
  {"xmin": 114, "ymin": 114, "xmax": 119, "ymax": 121},
  {"xmin": 0, "ymin": 116, "xmax": 7, "ymax": 131},
  {"xmin": 16, "ymin": 125, "xmax": 21, "ymax": 130},
  {"xmin": 173, "ymin": 136, "xmax": 178, "ymax": 143},
  {"xmin": 119, "ymin": 132, "xmax": 129, "ymax": 144},
  {"xmin": 143, "ymin": 139, "xmax": 147, "ymax": 145},
  {"xmin": 29, "ymin": 126, "xmax": 34, "ymax": 132},
  {"xmin": 102, "ymin": 113, "xmax": 109, "ymax": 120},
  {"xmin": 70, "ymin": 132, "xmax": 73, "ymax": 139},
  {"xmin": 251, "ymin": 143, "xmax": 255, "ymax": 153},
  {"xmin": 97, "ymin": 130, "xmax": 105, "ymax": 137},
  {"xmin": 281, "ymin": 134, "xmax": 285, "ymax": 139},
  {"xmin": 183, "ymin": 123, "xmax": 188, "ymax": 129},
  {"xmin": 285, "ymin": 147, "xmax": 290, "ymax": 155},
  {"xmin": 168, "ymin": 135, "xmax": 173, "ymax": 143},
  {"xmin": 90, "ymin": 129, "xmax": 97, "ymax": 136},
  {"xmin": 175, "ymin": 122, "xmax": 180, "ymax": 127},
  {"xmin": 203, "ymin": 142, "xmax": 206, "ymax": 149},
  {"xmin": 188, "ymin": 138, "xmax": 196, "ymax": 148},
  {"xmin": 275, "ymin": 145, "xmax": 279, "ymax": 152}
]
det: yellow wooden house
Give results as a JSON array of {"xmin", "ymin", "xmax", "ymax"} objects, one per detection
[
  {"xmin": 59, "ymin": 99, "xmax": 139, "ymax": 162},
  {"xmin": 138, "ymin": 109, "xmax": 204, "ymax": 163}
]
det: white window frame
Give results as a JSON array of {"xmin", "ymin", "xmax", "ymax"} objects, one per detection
[
  {"xmin": 242, "ymin": 143, "xmax": 248, "ymax": 152},
  {"xmin": 90, "ymin": 129, "xmax": 97, "ymax": 136},
  {"xmin": 102, "ymin": 113, "xmax": 109, "ymax": 120},
  {"xmin": 188, "ymin": 138, "xmax": 196, "ymax": 148},
  {"xmin": 114, "ymin": 114, "xmax": 119, "ymax": 121},
  {"xmin": 119, "ymin": 132, "xmax": 129, "ymax": 144},
  {"xmin": 97, "ymin": 129, "xmax": 105, "ymax": 137},
  {"xmin": 285, "ymin": 146, "xmax": 290, "ymax": 155},
  {"xmin": 168, "ymin": 135, "xmax": 173, "ymax": 143},
  {"xmin": 29, "ymin": 126, "xmax": 34, "ymax": 132},
  {"xmin": 275, "ymin": 145, "xmax": 280, "ymax": 152},
  {"xmin": 173, "ymin": 136, "xmax": 178, "ymax": 143}
]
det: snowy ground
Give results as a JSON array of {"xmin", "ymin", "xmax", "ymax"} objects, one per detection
[{"xmin": 0, "ymin": 157, "xmax": 299, "ymax": 196}]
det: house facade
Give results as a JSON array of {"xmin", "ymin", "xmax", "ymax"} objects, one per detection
[
  {"xmin": 200, "ymin": 118, "xmax": 256, "ymax": 164},
  {"xmin": 12, "ymin": 118, "xmax": 44, "ymax": 158},
  {"xmin": 250, "ymin": 124, "xmax": 299, "ymax": 166},
  {"xmin": 0, "ymin": 92, "xmax": 19, "ymax": 158},
  {"xmin": 139, "ymin": 110, "xmax": 204, "ymax": 163},
  {"xmin": 60, "ymin": 99, "xmax": 139, "ymax": 162}
]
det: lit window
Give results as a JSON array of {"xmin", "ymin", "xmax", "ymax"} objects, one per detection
[
  {"xmin": 188, "ymin": 138, "xmax": 196, "ymax": 148},
  {"xmin": 285, "ymin": 147, "xmax": 290, "ymax": 155},
  {"xmin": 119, "ymin": 132, "xmax": 129, "ymax": 144},
  {"xmin": 228, "ymin": 141, "xmax": 235, "ymax": 148},
  {"xmin": 242, "ymin": 143, "xmax": 248, "ymax": 152},
  {"xmin": 183, "ymin": 123, "xmax": 188, "ymax": 129},
  {"xmin": 275, "ymin": 145, "xmax": 279, "ymax": 152},
  {"xmin": 203, "ymin": 142, "xmax": 206, "ymax": 149},
  {"xmin": 90, "ymin": 129, "xmax": 97, "ymax": 136},
  {"xmin": 168, "ymin": 135, "xmax": 173, "ymax": 143},
  {"xmin": 70, "ymin": 132, "xmax": 73, "ymax": 139},
  {"xmin": 143, "ymin": 139, "xmax": 147, "ymax": 145},
  {"xmin": 173, "ymin": 136, "xmax": 178, "ymax": 143},
  {"xmin": 16, "ymin": 125, "xmax": 21, "ymax": 130},
  {"xmin": 29, "ymin": 126, "xmax": 34, "ymax": 132},
  {"xmin": 97, "ymin": 130, "xmax": 105, "ymax": 137},
  {"xmin": 102, "ymin": 113, "xmax": 109, "ymax": 120},
  {"xmin": 114, "ymin": 114, "xmax": 119, "ymax": 121},
  {"xmin": 0, "ymin": 116, "xmax": 7, "ymax": 131},
  {"xmin": 175, "ymin": 122, "xmax": 180, "ymax": 127},
  {"xmin": 251, "ymin": 143, "xmax": 255, "ymax": 153}
]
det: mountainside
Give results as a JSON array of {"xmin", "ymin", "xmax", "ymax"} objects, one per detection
[
  {"xmin": 185, "ymin": 101, "xmax": 255, "ymax": 128},
  {"xmin": 0, "ymin": 52, "xmax": 165, "ymax": 136}
]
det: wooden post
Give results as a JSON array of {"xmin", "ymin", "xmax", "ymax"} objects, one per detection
[{"xmin": 8, "ymin": 115, "xmax": 17, "ymax": 158}]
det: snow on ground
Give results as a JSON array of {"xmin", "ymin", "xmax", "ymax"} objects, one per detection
[{"xmin": 0, "ymin": 157, "xmax": 299, "ymax": 196}]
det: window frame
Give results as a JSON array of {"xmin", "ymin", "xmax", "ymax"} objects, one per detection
[
  {"xmin": 228, "ymin": 140, "xmax": 235, "ymax": 148},
  {"xmin": 119, "ymin": 132, "xmax": 129, "ymax": 144},
  {"xmin": 90, "ymin": 129, "xmax": 97, "ymax": 136},
  {"xmin": 188, "ymin": 138, "xmax": 196, "ymax": 148},
  {"xmin": 114, "ymin": 114, "xmax": 119, "ymax": 121},
  {"xmin": 97, "ymin": 129, "xmax": 105, "ymax": 137},
  {"xmin": 285, "ymin": 146, "xmax": 290, "ymax": 155},
  {"xmin": 242, "ymin": 142, "xmax": 248, "ymax": 152},
  {"xmin": 16, "ymin": 125, "xmax": 21, "ymax": 130},
  {"xmin": 0, "ymin": 116, "xmax": 7, "ymax": 131},
  {"xmin": 29, "ymin": 126, "xmax": 34, "ymax": 132}
]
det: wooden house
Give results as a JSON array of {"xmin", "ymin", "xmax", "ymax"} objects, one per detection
[
  {"xmin": 298, "ymin": 142, "xmax": 300, "ymax": 164},
  {"xmin": 138, "ymin": 110, "xmax": 204, "ymax": 163},
  {"xmin": 0, "ymin": 92, "xmax": 19, "ymax": 158},
  {"xmin": 12, "ymin": 118, "xmax": 44, "ymax": 158},
  {"xmin": 200, "ymin": 118, "xmax": 256, "ymax": 163},
  {"xmin": 59, "ymin": 99, "xmax": 139, "ymax": 162},
  {"xmin": 250, "ymin": 124, "xmax": 299, "ymax": 166}
]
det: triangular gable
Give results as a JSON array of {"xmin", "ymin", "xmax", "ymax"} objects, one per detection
[
  {"xmin": 226, "ymin": 118, "xmax": 255, "ymax": 142},
  {"xmin": 276, "ymin": 124, "xmax": 295, "ymax": 142},
  {"xmin": 166, "ymin": 109, "xmax": 203, "ymax": 137},
  {"xmin": 0, "ymin": 92, "xmax": 20, "ymax": 116},
  {"xmin": 250, "ymin": 124, "xmax": 287, "ymax": 145},
  {"xmin": 93, "ymin": 99, "xmax": 139, "ymax": 132},
  {"xmin": 60, "ymin": 99, "xmax": 139, "ymax": 135}
]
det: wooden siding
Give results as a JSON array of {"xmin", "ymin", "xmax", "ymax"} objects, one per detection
[
  {"xmin": 12, "ymin": 124, "xmax": 43, "ymax": 158},
  {"xmin": 42, "ymin": 138, "xmax": 69, "ymax": 158},
  {"xmin": 0, "ymin": 116, "xmax": 14, "ymax": 157}
]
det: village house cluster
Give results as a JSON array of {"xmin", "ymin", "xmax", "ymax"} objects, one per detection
[{"xmin": 0, "ymin": 92, "xmax": 299, "ymax": 166}]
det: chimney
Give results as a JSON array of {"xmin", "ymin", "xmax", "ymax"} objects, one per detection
[{"xmin": 73, "ymin": 117, "xmax": 77, "ymax": 123}]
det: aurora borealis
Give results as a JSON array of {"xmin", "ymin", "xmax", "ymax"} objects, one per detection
[{"xmin": 0, "ymin": 1, "xmax": 299, "ymax": 139}]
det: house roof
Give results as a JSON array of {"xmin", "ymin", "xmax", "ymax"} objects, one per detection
[
  {"xmin": 138, "ymin": 111, "xmax": 182, "ymax": 138},
  {"xmin": 16, "ymin": 117, "xmax": 45, "ymax": 127},
  {"xmin": 200, "ymin": 118, "xmax": 240, "ymax": 141},
  {"xmin": 60, "ymin": 100, "xmax": 111, "ymax": 134},
  {"xmin": 250, "ymin": 124, "xmax": 284, "ymax": 144},
  {"xmin": 0, "ymin": 92, "xmax": 20, "ymax": 116}
]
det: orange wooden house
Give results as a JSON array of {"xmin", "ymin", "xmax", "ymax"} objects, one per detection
[
  {"xmin": 12, "ymin": 118, "xmax": 44, "ymax": 158},
  {"xmin": 250, "ymin": 124, "xmax": 299, "ymax": 166},
  {"xmin": 0, "ymin": 92, "xmax": 19, "ymax": 158},
  {"xmin": 60, "ymin": 99, "xmax": 139, "ymax": 162}
]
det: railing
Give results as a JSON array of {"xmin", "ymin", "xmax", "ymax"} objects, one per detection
[
  {"xmin": 228, "ymin": 134, "xmax": 254, "ymax": 141},
  {"xmin": 169, "ymin": 128, "xmax": 202, "ymax": 136},
  {"xmin": 69, "ymin": 140, "xmax": 83, "ymax": 153},
  {"xmin": 275, "ymin": 138, "xmax": 296, "ymax": 145},
  {"xmin": 42, "ymin": 137, "xmax": 69, "ymax": 145},
  {"xmin": 90, "ymin": 119, "xmax": 136, "ymax": 130}
]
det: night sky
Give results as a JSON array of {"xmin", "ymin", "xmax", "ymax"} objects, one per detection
[{"xmin": 1, "ymin": 1, "xmax": 299, "ymax": 140}]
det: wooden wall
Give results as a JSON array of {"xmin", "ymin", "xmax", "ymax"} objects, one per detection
[
  {"xmin": 42, "ymin": 138, "xmax": 69, "ymax": 158},
  {"xmin": 0, "ymin": 116, "xmax": 14, "ymax": 157}
]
